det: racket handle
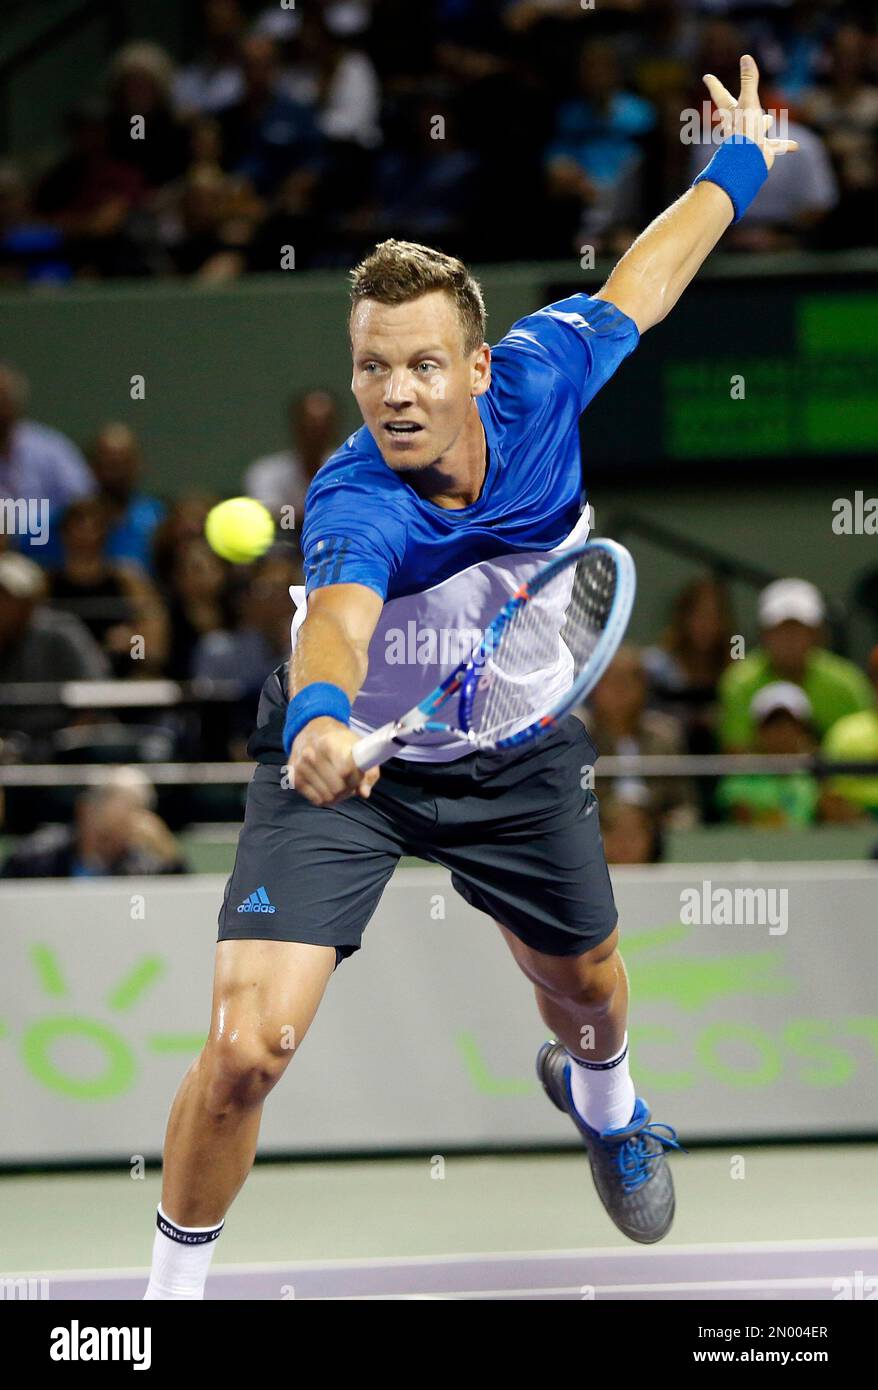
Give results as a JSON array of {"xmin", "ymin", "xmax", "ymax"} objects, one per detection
[{"xmin": 352, "ymin": 723, "xmax": 405, "ymax": 772}]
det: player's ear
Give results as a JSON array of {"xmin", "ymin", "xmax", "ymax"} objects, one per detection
[{"xmin": 470, "ymin": 343, "xmax": 491, "ymax": 396}]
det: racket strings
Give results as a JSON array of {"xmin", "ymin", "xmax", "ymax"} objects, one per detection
[{"xmin": 473, "ymin": 550, "xmax": 618, "ymax": 739}]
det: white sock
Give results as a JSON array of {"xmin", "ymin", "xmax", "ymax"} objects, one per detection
[
  {"xmin": 143, "ymin": 1204, "xmax": 224, "ymax": 1300},
  {"xmin": 566, "ymin": 1033, "xmax": 636, "ymax": 1134}
]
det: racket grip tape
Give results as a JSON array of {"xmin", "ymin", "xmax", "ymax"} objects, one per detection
[{"xmin": 352, "ymin": 724, "xmax": 406, "ymax": 772}]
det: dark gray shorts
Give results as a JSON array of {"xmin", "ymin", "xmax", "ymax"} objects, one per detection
[{"xmin": 218, "ymin": 666, "xmax": 618, "ymax": 965}]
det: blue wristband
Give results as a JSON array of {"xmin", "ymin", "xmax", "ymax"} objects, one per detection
[
  {"xmin": 283, "ymin": 682, "xmax": 351, "ymax": 758},
  {"xmin": 692, "ymin": 134, "xmax": 768, "ymax": 224}
]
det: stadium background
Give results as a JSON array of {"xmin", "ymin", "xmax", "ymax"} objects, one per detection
[{"xmin": 1, "ymin": 0, "xmax": 877, "ymax": 1297}]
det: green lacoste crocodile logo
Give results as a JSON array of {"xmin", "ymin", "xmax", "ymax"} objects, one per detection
[{"xmin": 456, "ymin": 923, "xmax": 794, "ymax": 1097}]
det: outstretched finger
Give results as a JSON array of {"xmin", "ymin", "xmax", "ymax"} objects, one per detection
[
  {"xmin": 738, "ymin": 53, "xmax": 760, "ymax": 109},
  {"xmin": 703, "ymin": 72, "xmax": 737, "ymax": 110},
  {"xmin": 767, "ymin": 139, "xmax": 799, "ymax": 156}
]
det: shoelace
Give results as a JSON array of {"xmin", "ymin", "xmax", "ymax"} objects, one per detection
[{"xmin": 604, "ymin": 1123, "xmax": 687, "ymax": 1194}]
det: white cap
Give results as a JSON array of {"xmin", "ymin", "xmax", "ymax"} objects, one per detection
[
  {"xmin": 750, "ymin": 681, "xmax": 813, "ymax": 724},
  {"xmin": 758, "ymin": 578, "xmax": 825, "ymax": 629},
  {"xmin": 0, "ymin": 552, "xmax": 45, "ymax": 599}
]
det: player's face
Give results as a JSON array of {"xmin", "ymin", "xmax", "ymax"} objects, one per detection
[{"xmin": 350, "ymin": 291, "xmax": 489, "ymax": 471}]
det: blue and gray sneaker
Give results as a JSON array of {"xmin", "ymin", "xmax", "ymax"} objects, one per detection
[{"xmin": 536, "ymin": 1039, "xmax": 684, "ymax": 1244}]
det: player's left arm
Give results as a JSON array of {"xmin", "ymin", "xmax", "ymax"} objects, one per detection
[{"xmin": 595, "ymin": 55, "xmax": 797, "ymax": 335}]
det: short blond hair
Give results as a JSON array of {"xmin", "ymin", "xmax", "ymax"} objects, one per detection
[{"xmin": 349, "ymin": 240, "xmax": 486, "ymax": 355}]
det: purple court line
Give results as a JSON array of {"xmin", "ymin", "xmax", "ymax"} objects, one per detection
[{"xmin": 23, "ymin": 1239, "xmax": 878, "ymax": 1300}]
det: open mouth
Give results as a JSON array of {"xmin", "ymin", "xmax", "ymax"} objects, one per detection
[{"xmin": 383, "ymin": 421, "xmax": 424, "ymax": 437}]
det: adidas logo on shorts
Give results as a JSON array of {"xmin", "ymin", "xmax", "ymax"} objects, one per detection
[{"xmin": 237, "ymin": 886, "xmax": 276, "ymax": 914}]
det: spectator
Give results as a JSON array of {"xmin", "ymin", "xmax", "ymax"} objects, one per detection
[
  {"xmin": 254, "ymin": 1, "xmax": 374, "ymax": 45},
  {"xmin": 33, "ymin": 100, "xmax": 147, "ymax": 278},
  {"xmin": 582, "ymin": 645, "xmax": 698, "ymax": 826},
  {"xmin": 1, "ymin": 776, "xmax": 187, "ymax": 878},
  {"xmin": 162, "ymin": 166, "xmax": 248, "ymax": 279},
  {"xmin": 545, "ymin": 38, "xmax": 656, "ymax": 248},
  {"xmin": 0, "ymin": 552, "xmax": 109, "ymax": 750},
  {"xmin": 821, "ymin": 644, "xmax": 878, "ymax": 820},
  {"xmin": 152, "ymin": 494, "xmax": 220, "ymax": 584},
  {"xmin": 89, "ymin": 423, "xmax": 166, "ymax": 572},
  {"xmin": 0, "ymin": 162, "xmax": 71, "ymax": 286},
  {"xmin": 243, "ymin": 389, "xmax": 338, "ymax": 523},
  {"xmin": 765, "ymin": 0, "xmax": 835, "ymax": 103},
  {"xmin": 434, "ymin": 8, "xmax": 552, "ymax": 263},
  {"xmin": 362, "ymin": 95, "xmax": 481, "ymax": 249},
  {"xmin": 364, "ymin": 0, "xmax": 439, "ymax": 93},
  {"xmin": 600, "ymin": 793, "xmax": 664, "ymax": 865},
  {"xmin": 281, "ymin": 10, "xmax": 382, "ymax": 235},
  {"xmin": 48, "ymin": 498, "xmax": 169, "ymax": 677},
  {"xmin": 643, "ymin": 574, "xmax": 733, "ymax": 751},
  {"xmin": 285, "ymin": 11, "xmax": 382, "ymax": 150},
  {"xmin": 801, "ymin": 22, "xmax": 878, "ymax": 246},
  {"xmin": 245, "ymin": 167, "xmax": 323, "ymax": 271},
  {"xmin": 192, "ymin": 549, "xmax": 300, "ymax": 689},
  {"xmin": 173, "ymin": 0, "xmax": 247, "ymax": 117},
  {"xmin": 161, "ymin": 536, "xmax": 235, "ymax": 681},
  {"xmin": 218, "ymin": 34, "xmax": 324, "ymax": 196},
  {"xmin": 716, "ymin": 682, "xmax": 820, "ymax": 827},
  {"xmin": 107, "ymin": 43, "xmax": 190, "ymax": 192},
  {"xmin": 0, "ymin": 362, "xmax": 95, "ymax": 564},
  {"xmin": 191, "ymin": 550, "xmax": 302, "ymax": 757},
  {"xmin": 718, "ymin": 579, "xmax": 874, "ymax": 751}
]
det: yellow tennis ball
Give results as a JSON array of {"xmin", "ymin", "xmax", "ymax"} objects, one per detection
[{"xmin": 205, "ymin": 497, "xmax": 275, "ymax": 564}]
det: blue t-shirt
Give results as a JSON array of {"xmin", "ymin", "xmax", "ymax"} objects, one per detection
[
  {"xmin": 105, "ymin": 494, "xmax": 166, "ymax": 573},
  {"xmin": 301, "ymin": 293, "xmax": 638, "ymax": 602}
]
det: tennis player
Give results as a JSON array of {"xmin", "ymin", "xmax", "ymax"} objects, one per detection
[{"xmin": 145, "ymin": 58, "xmax": 796, "ymax": 1298}]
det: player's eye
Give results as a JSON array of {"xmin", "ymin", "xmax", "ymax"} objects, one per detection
[{"xmin": 415, "ymin": 361, "xmax": 438, "ymax": 373}]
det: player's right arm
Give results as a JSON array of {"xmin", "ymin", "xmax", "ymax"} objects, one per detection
[{"xmin": 288, "ymin": 582, "xmax": 384, "ymax": 806}]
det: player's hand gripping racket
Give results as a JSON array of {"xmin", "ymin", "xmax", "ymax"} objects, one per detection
[{"xmin": 352, "ymin": 538, "xmax": 636, "ymax": 771}]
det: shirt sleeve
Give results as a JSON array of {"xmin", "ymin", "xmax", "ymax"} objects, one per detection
[
  {"xmin": 717, "ymin": 660, "xmax": 761, "ymax": 750},
  {"xmin": 44, "ymin": 429, "xmax": 96, "ymax": 508},
  {"xmin": 496, "ymin": 293, "xmax": 640, "ymax": 413},
  {"xmin": 301, "ymin": 473, "xmax": 408, "ymax": 600}
]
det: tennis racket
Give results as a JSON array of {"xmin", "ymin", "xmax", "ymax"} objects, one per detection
[{"xmin": 352, "ymin": 538, "xmax": 636, "ymax": 771}]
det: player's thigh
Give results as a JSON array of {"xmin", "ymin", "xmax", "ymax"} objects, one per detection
[{"xmin": 206, "ymin": 934, "xmax": 337, "ymax": 1084}]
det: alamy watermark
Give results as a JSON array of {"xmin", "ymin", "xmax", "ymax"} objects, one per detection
[
  {"xmin": 0, "ymin": 496, "xmax": 50, "ymax": 544},
  {"xmin": 680, "ymin": 880, "xmax": 789, "ymax": 935},
  {"xmin": 832, "ymin": 492, "xmax": 878, "ymax": 535},
  {"xmin": 384, "ymin": 622, "xmax": 494, "ymax": 667},
  {"xmin": 1, "ymin": 1275, "xmax": 49, "ymax": 1300},
  {"xmin": 680, "ymin": 102, "xmax": 790, "ymax": 146}
]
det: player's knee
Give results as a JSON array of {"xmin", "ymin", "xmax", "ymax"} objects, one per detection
[
  {"xmin": 537, "ymin": 955, "xmax": 617, "ymax": 1011},
  {"xmin": 201, "ymin": 1022, "xmax": 294, "ymax": 1114}
]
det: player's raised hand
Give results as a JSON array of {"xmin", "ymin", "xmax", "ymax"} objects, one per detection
[
  {"xmin": 290, "ymin": 717, "xmax": 380, "ymax": 807},
  {"xmin": 702, "ymin": 54, "xmax": 798, "ymax": 171}
]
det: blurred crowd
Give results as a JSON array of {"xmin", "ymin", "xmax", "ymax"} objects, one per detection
[
  {"xmin": 1, "ymin": 353, "xmax": 877, "ymax": 874},
  {"xmin": 578, "ymin": 580, "xmax": 878, "ymax": 861},
  {"xmin": 1, "ymin": 0, "xmax": 877, "ymax": 285}
]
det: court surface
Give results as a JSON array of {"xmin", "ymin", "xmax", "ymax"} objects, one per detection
[
  {"xmin": 3, "ymin": 1144, "xmax": 876, "ymax": 1300},
  {"xmin": 34, "ymin": 1237, "xmax": 878, "ymax": 1300}
]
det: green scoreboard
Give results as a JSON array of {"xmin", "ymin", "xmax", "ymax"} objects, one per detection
[{"xmin": 546, "ymin": 275, "xmax": 878, "ymax": 481}]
